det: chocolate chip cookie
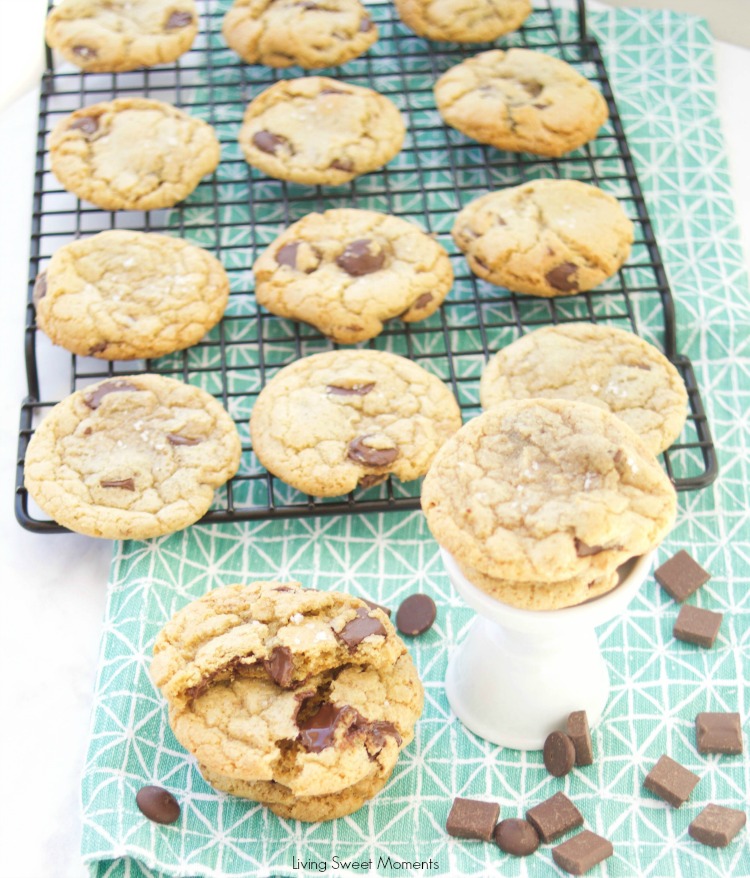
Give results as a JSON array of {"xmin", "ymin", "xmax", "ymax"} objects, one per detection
[
  {"xmin": 45, "ymin": 0, "xmax": 198, "ymax": 73},
  {"xmin": 452, "ymin": 180, "xmax": 633, "ymax": 297},
  {"xmin": 253, "ymin": 209, "xmax": 453, "ymax": 343},
  {"xmin": 49, "ymin": 98, "xmax": 221, "ymax": 211},
  {"xmin": 151, "ymin": 582, "xmax": 424, "ymax": 821},
  {"xmin": 238, "ymin": 77, "xmax": 405, "ymax": 185},
  {"xmin": 480, "ymin": 324, "xmax": 688, "ymax": 454},
  {"xmin": 249, "ymin": 349, "xmax": 462, "ymax": 496},
  {"xmin": 394, "ymin": 0, "xmax": 531, "ymax": 43},
  {"xmin": 23, "ymin": 375, "xmax": 241, "ymax": 539},
  {"xmin": 222, "ymin": 0, "xmax": 377, "ymax": 69},
  {"xmin": 422, "ymin": 399, "xmax": 677, "ymax": 597},
  {"xmin": 34, "ymin": 230, "xmax": 229, "ymax": 360},
  {"xmin": 434, "ymin": 49, "xmax": 608, "ymax": 157}
]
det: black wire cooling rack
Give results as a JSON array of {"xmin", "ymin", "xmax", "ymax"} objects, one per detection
[{"xmin": 16, "ymin": 0, "xmax": 718, "ymax": 533}]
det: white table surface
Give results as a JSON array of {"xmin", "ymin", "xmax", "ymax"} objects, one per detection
[{"xmin": 0, "ymin": 5, "xmax": 749, "ymax": 877}]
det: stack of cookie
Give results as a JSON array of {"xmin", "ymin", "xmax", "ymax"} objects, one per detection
[{"xmin": 150, "ymin": 582, "xmax": 424, "ymax": 821}]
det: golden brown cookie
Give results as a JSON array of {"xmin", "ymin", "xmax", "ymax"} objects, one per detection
[{"xmin": 394, "ymin": 0, "xmax": 531, "ymax": 43}]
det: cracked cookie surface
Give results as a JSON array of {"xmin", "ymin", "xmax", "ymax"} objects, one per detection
[
  {"xmin": 480, "ymin": 324, "xmax": 688, "ymax": 454},
  {"xmin": 151, "ymin": 582, "xmax": 423, "ymax": 816},
  {"xmin": 238, "ymin": 76, "xmax": 405, "ymax": 185},
  {"xmin": 422, "ymin": 399, "xmax": 676, "ymax": 588},
  {"xmin": 249, "ymin": 349, "xmax": 462, "ymax": 496},
  {"xmin": 253, "ymin": 209, "xmax": 453, "ymax": 343},
  {"xmin": 45, "ymin": 0, "xmax": 198, "ymax": 72},
  {"xmin": 452, "ymin": 179, "xmax": 633, "ymax": 297},
  {"xmin": 222, "ymin": 0, "xmax": 377, "ymax": 69},
  {"xmin": 34, "ymin": 230, "xmax": 229, "ymax": 360},
  {"xmin": 49, "ymin": 98, "xmax": 221, "ymax": 211},
  {"xmin": 434, "ymin": 49, "xmax": 608, "ymax": 157},
  {"xmin": 395, "ymin": 0, "xmax": 531, "ymax": 42},
  {"xmin": 23, "ymin": 374, "xmax": 241, "ymax": 539}
]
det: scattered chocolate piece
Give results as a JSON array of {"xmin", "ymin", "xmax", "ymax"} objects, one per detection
[
  {"xmin": 359, "ymin": 15, "xmax": 374, "ymax": 32},
  {"xmin": 494, "ymin": 818, "xmax": 540, "ymax": 856},
  {"xmin": 165, "ymin": 11, "xmax": 193, "ymax": 28},
  {"xmin": 330, "ymin": 158, "xmax": 354, "ymax": 172},
  {"xmin": 100, "ymin": 478, "xmax": 135, "ymax": 491},
  {"xmin": 336, "ymin": 239, "xmax": 385, "ymax": 276},
  {"xmin": 543, "ymin": 731, "xmax": 576, "ymax": 777},
  {"xmin": 552, "ymin": 830, "xmax": 613, "ymax": 875},
  {"xmin": 264, "ymin": 645, "xmax": 294, "ymax": 687},
  {"xmin": 32, "ymin": 271, "xmax": 47, "ymax": 306},
  {"xmin": 347, "ymin": 436, "xmax": 398, "ymax": 467},
  {"xmin": 298, "ymin": 702, "xmax": 350, "ymax": 752},
  {"xmin": 362, "ymin": 598, "xmax": 391, "ymax": 617},
  {"xmin": 446, "ymin": 797, "xmax": 500, "ymax": 841},
  {"xmin": 412, "ymin": 292, "xmax": 433, "ymax": 310},
  {"xmin": 689, "ymin": 804, "xmax": 747, "ymax": 848},
  {"xmin": 84, "ymin": 379, "xmax": 139, "ymax": 409},
  {"xmin": 88, "ymin": 341, "xmax": 108, "ymax": 355},
  {"xmin": 545, "ymin": 262, "xmax": 579, "ymax": 292},
  {"xmin": 358, "ymin": 474, "xmax": 387, "ymax": 489},
  {"xmin": 574, "ymin": 539, "xmax": 604, "ymax": 557},
  {"xmin": 326, "ymin": 382, "xmax": 375, "ymax": 397},
  {"xmin": 396, "ymin": 593, "xmax": 437, "ymax": 636},
  {"xmin": 526, "ymin": 792, "xmax": 583, "ymax": 843},
  {"xmin": 252, "ymin": 129, "xmax": 289, "ymax": 155},
  {"xmin": 673, "ymin": 604, "xmax": 722, "ymax": 648},
  {"xmin": 167, "ymin": 433, "xmax": 201, "ymax": 446},
  {"xmin": 521, "ymin": 79, "xmax": 543, "ymax": 97},
  {"xmin": 73, "ymin": 45, "xmax": 98, "ymax": 60},
  {"xmin": 135, "ymin": 785, "xmax": 180, "ymax": 825},
  {"xmin": 643, "ymin": 754, "xmax": 700, "ymax": 808},
  {"xmin": 566, "ymin": 711, "xmax": 593, "ymax": 766},
  {"xmin": 654, "ymin": 550, "xmax": 710, "ymax": 602},
  {"xmin": 275, "ymin": 241, "xmax": 301, "ymax": 268},
  {"xmin": 70, "ymin": 115, "xmax": 99, "ymax": 135},
  {"xmin": 335, "ymin": 607, "xmax": 386, "ymax": 651},
  {"xmin": 695, "ymin": 712, "xmax": 743, "ymax": 754}
]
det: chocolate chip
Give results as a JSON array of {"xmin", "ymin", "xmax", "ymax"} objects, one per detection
[
  {"xmin": 135, "ymin": 785, "xmax": 180, "ymax": 825},
  {"xmin": 73, "ymin": 45, "xmax": 98, "ymax": 60},
  {"xmin": 526, "ymin": 792, "xmax": 583, "ymax": 844},
  {"xmin": 689, "ymin": 804, "xmax": 747, "ymax": 848},
  {"xmin": 362, "ymin": 598, "xmax": 391, "ymax": 617},
  {"xmin": 358, "ymin": 474, "xmax": 387, "ymax": 489},
  {"xmin": 674, "ymin": 604, "xmax": 722, "ymax": 648},
  {"xmin": 320, "ymin": 87, "xmax": 347, "ymax": 95},
  {"xmin": 276, "ymin": 242, "xmax": 301, "ymax": 268},
  {"xmin": 552, "ymin": 830, "xmax": 613, "ymax": 875},
  {"xmin": 83, "ymin": 379, "xmax": 139, "ymax": 409},
  {"xmin": 327, "ymin": 382, "xmax": 374, "ymax": 397},
  {"xmin": 574, "ymin": 538, "xmax": 604, "ymax": 557},
  {"xmin": 88, "ymin": 341, "xmax": 108, "ymax": 355},
  {"xmin": 545, "ymin": 262, "xmax": 579, "ymax": 292},
  {"xmin": 446, "ymin": 798, "xmax": 500, "ymax": 841},
  {"xmin": 336, "ymin": 239, "xmax": 385, "ymax": 276},
  {"xmin": 566, "ymin": 711, "xmax": 593, "ymax": 766},
  {"xmin": 347, "ymin": 436, "xmax": 398, "ymax": 467},
  {"xmin": 335, "ymin": 607, "xmax": 386, "ymax": 651},
  {"xmin": 643, "ymin": 754, "xmax": 700, "ymax": 808},
  {"xmin": 494, "ymin": 818, "xmax": 540, "ymax": 856},
  {"xmin": 100, "ymin": 478, "xmax": 135, "ymax": 491},
  {"xmin": 396, "ymin": 593, "xmax": 436, "ymax": 636},
  {"xmin": 654, "ymin": 550, "xmax": 711, "ymax": 602},
  {"xmin": 330, "ymin": 158, "xmax": 354, "ymax": 172},
  {"xmin": 264, "ymin": 645, "xmax": 294, "ymax": 687},
  {"xmin": 32, "ymin": 272, "xmax": 47, "ymax": 306},
  {"xmin": 543, "ymin": 731, "xmax": 576, "ymax": 777},
  {"xmin": 70, "ymin": 116, "xmax": 99, "ymax": 136},
  {"xmin": 165, "ymin": 11, "xmax": 193, "ymax": 29},
  {"xmin": 695, "ymin": 712, "xmax": 743, "ymax": 754},
  {"xmin": 298, "ymin": 702, "xmax": 350, "ymax": 752},
  {"xmin": 412, "ymin": 293, "xmax": 433, "ymax": 310},
  {"xmin": 167, "ymin": 433, "xmax": 201, "ymax": 446},
  {"xmin": 252, "ymin": 130, "xmax": 290, "ymax": 155},
  {"xmin": 360, "ymin": 15, "xmax": 374, "ymax": 31},
  {"xmin": 521, "ymin": 80, "xmax": 543, "ymax": 97}
]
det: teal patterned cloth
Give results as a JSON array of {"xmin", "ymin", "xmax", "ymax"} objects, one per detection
[{"xmin": 81, "ymin": 5, "xmax": 750, "ymax": 878}]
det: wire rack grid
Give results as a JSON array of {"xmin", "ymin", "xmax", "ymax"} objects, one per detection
[{"xmin": 15, "ymin": 0, "xmax": 718, "ymax": 533}]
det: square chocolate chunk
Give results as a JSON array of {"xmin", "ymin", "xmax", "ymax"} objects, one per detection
[
  {"xmin": 673, "ymin": 604, "xmax": 722, "ymax": 648},
  {"xmin": 689, "ymin": 804, "xmax": 747, "ymax": 847},
  {"xmin": 552, "ymin": 830, "xmax": 613, "ymax": 875},
  {"xmin": 446, "ymin": 797, "xmax": 500, "ymax": 841},
  {"xmin": 526, "ymin": 792, "xmax": 583, "ymax": 844},
  {"xmin": 654, "ymin": 550, "xmax": 710, "ymax": 602},
  {"xmin": 566, "ymin": 710, "xmax": 594, "ymax": 766},
  {"xmin": 643, "ymin": 754, "xmax": 700, "ymax": 808},
  {"xmin": 695, "ymin": 712, "xmax": 743, "ymax": 754}
]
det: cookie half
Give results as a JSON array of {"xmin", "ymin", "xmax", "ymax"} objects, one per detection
[
  {"xmin": 249, "ymin": 349, "xmax": 462, "ymax": 496},
  {"xmin": 480, "ymin": 324, "xmax": 688, "ymax": 454},
  {"xmin": 23, "ymin": 375, "xmax": 241, "ymax": 539},
  {"xmin": 452, "ymin": 180, "xmax": 633, "ymax": 297},
  {"xmin": 435, "ymin": 49, "xmax": 608, "ymax": 157},
  {"xmin": 238, "ymin": 77, "xmax": 405, "ymax": 185},
  {"xmin": 45, "ymin": 0, "xmax": 198, "ymax": 72},
  {"xmin": 34, "ymin": 230, "xmax": 229, "ymax": 360},
  {"xmin": 421, "ymin": 399, "xmax": 677, "ymax": 587},
  {"xmin": 253, "ymin": 209, "xmax": 453, "ymax": 343},
  {"xmin": 49, "ymin": 98, "xmax": 220, "ymax": 211},
  {"xmin": 394, "ymin": 0, "xmax": 531, "ymax": 43},
  {"xmin": 222, "ymin": 0, "xmax": 377, "ymax": 69}
]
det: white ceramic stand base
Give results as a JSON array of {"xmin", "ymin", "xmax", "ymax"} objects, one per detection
[{"xmin": 442, "ymin": 549, "xmax": 654, "ymax": 751}]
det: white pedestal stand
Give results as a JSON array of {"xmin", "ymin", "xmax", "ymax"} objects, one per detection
[{"xmin": 443, "ymin": 549, "xmax": 654, "ymax": 751}]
